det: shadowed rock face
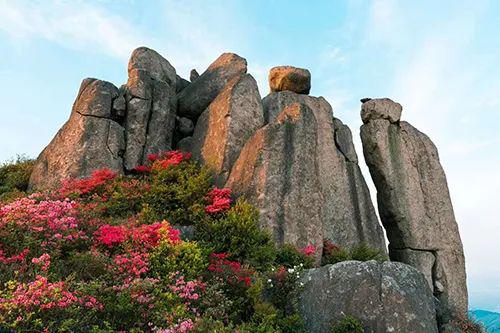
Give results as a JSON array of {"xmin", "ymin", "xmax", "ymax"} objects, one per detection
[
  {"xmin": 177, "ymin": 53, "xmax": 247, "ymax": 120},
  {"xmin": 269, "ymin": 66, "xmax": 311, "ymax": 94},
  {"xmin": 226, "ymin": 102, "xmax": 325, "ymax": 258},
  {"xmin": 189, "ymin": 74, "xmax": 264, "ymax": 185},
  {"xmin": 29, "ymin": 79, "xmax": 125, "ymax": 190},
  {"xmin": 123, "ymin": 47, "xmax": 177, "ymax": 170},
  {"xmin": 259, "ymin": 91, "xmax": 386, "ymax": 252},
  {"xmin": 299, "ymin": 261, "xmax": 438, "ymax": 333},
  {"xmin": 360, "ymin": 99, "xmax": 467, "ymax": 325}
]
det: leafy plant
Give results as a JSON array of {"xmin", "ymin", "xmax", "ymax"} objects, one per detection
[
  {"xmin": 0, "ymin": 155, "xmax": 34, "ymax": 201},
  {"xmin": 331, "ymin": 315, "xmax": 365, "ymax": 333}
]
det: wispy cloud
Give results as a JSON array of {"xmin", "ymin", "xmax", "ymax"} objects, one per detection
[{"xmin": 0, "ymin": 1, "xmax": 148, "ymax": 61}]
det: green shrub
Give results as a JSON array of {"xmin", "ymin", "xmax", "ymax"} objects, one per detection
[
  {"xmin": 331, "ymin": 315, "xmax": 364, "ymax": 333},
  {"xmin": 349, "ymin": 243, "xmax": 387, "ymax": 262},
  {"xmin": 0, "ymin": 155, "xmax": 34, "ymax": 200},
  {"xmin": 322, "ymin": 240, "xmax": 387, "ymax": 266},
  {"xmin": 149, "ymin": 240, "xmax": 207, "ymax": 280},
  {"xmin": 196, "ymin": 199, "xmax": 276, "ymax": 270},
  {"xmin": 275, "ymin": 244, "xmax": 314, "ymax": 269},
  {"xmin": 145, "ymin": 161, "xmax": 212, "ymax": 225}
]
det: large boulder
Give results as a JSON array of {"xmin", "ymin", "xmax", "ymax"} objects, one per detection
[
  {"xmin": 299, "ymin": 261, "xmax": 438, "ymax": 333},
  {"xmin": 29, "ymin": 79, "xmax": 125, "ymax": 190},
  {"xmin": 123, "ymin": 47, "xmax": 177, "ymax": 170},
  {"xmin": 360, "ymin": 97, "xmax": 402, "ymax": 124},
  {"xmin": 259, "ymin": 91, "xmax": 386, "ymax": 252},
  {"xmin": 360, "ymin": 98, "xmax": 467, "ymax": 325},
  {"xmin": 269, "ymin": 66, "xmax": 311, "ymax": 94},
  {"xmin": 226, "ymin": 102, "xmax": 325, "ymax": 257},
  {"xmin": 189, "ymin": 74, "xmax": 264, "ymax": 185},
  {"xmin": 176, "ymin": 53, "xmax": 247, "ymax": 120}
]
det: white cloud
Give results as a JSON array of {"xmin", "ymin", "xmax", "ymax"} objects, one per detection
[{"xmin": 0, "ymin": 1, "xmax": 148, "ymax": 61}]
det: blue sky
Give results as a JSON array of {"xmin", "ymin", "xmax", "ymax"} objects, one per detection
[{"xmin": 0, "ymin": 0, "xmax": 499, "ymax": 311}]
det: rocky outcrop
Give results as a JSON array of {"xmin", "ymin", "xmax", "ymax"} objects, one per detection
[
  {"xmin": 189, "ymin": 74, "xmax": 264, "ymax": 185},
  {"xmin": 226, "ymin": 102, "xmax": 325, "ymax": 256},
  {"xmin": 299, "ymin": 261, "xmax": 438, "ymax": 333},
  {"xmin": 177, "ymin": 53, "xmax": 247, "ymax": 120},
  {"xmin": 29, "ymin": 79, "xmax": 125, "ymax": 190},
  {"xmin": 123, "ymin": 47, "xmax": 177, "ymax": 170},
  {"xmin": 257, "ymin": 91, "xmax": 386, "ymax": 252},
  {"xmin": 360, "ymin": 98, "xmax": 467, "ymax": 325},
  {"xmin": 269, "ymin": 66, "xmax": 311, "ymax": 94}
]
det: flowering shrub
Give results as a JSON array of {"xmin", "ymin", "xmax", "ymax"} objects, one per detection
[
  {"xmin": 321, "ymin": 239, "xmax": 387, "ymax": 266},
  {"xmin": 0, "ymin": 150, "xmax": 312, "ymax": 332}
]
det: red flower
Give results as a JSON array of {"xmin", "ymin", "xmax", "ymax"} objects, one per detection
[
  {"xmin": 147, "ymin": 153, "xmax": 159, "ymax": 162},
  {"xmin": 205, "ymin": 188, "xmax": 232, "ymax": 214},
  {"xmin": 132, "ymin": 165, "xmax": 151, "ymax": 173},
  {"xmin": 95, "ymin": 225, "xmax": 128, "ymax": 248},
  {"xmin": 60, "ymin": 169, "xmax": 117, "ymax": 196},
  {"xmin": 301, "ymin": 244, "xmax": 315, "ymax": 257}
]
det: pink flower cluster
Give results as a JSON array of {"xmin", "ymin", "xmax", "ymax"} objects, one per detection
[
  {"xmin": 94, "ymin": 224, "xmax": 127, "ymax": 248},
  {"xmin": 159, "ymin": 319, "xmax": 194, "ymax": 333},
  {"xmin": 205, "ymin": 188, "xmax": 232, "ymax": 214},
  {"xmin": 0, "ymin": 247, "xmax": 29, "ymax": 264},
  {"xmin": 113, "ymin": 251, "xmax": 150, "ymax": 279},
  {"xmin": 0, "ymin": 275, "xmax": 102, "ymax": 312},
  {"xmin": 301, "ymin": 244, "xmax": 316, "ymax": 257},
  {"xmin": 31, "ymin": 253, "xmax": 51, "ymax": 271},
  {"xmin": 169, "ymin": 275, "xmax": 204, "ymax": 302},
  {"xmin": 0, "ymin": 197, "xmax": 84, "ymax": 248}
]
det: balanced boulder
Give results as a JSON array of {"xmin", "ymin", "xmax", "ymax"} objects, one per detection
[
  {"xmin": 360, "ymin": 98, "xmax": 467, "ymax": 325},
  {"xmin": 123, "ymin": 47, "xmax": 177, "ymax": 170},
  {"xmin": 299, "ymin": 261, "xmax": 438, "ymax": 333},
  {"xmin": 177, "ymin": 53, "xmax": 247, "ymax": 120},
  {"xmin": 29, "ymin": 79, "xmax": 125, "ymax": 190},
  {"xmin": 269, "ymin": 66, "xmax": 311, "ymax": 94},
  {"xmin": 189, "ymin": 74, "xmax": 264, "ymax": 185},
  {"xmin": 360, "ymin": 97, "xmax": 402, "ymax": 124}
]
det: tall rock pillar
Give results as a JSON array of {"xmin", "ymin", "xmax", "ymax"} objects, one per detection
[{"xmin": 359, "ymin": 98, "xmax": 467, "ymax": 326}]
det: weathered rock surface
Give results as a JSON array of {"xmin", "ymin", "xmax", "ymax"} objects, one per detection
[
  {"xmin": 29, "ymin": 79, "xmax": 125, "ymax": 190},
  {"xmin": 360, "ymin": 99, "xmax": 467, "ymax": 325},
  {"xmin": 258, "ymin": 91, "xmax": 386, "ymax": 252},
  {"xmin": 175, "ymin": 75, "xmax": 190, "ymax": 93},
  {"xmin": 189, "ymin": 74, "xmax": 264, "ymax": 185},
  {"xmin": 190, "ymin": 69, "xmax": 199, "ymax": 82},
  {"xmin": 177, "ymin": 53, "xmax": 247, "ymax": 120},
  {"xmin": 361, "ymin": 97, "xmax": 402, "ymax": 124},
  {"xmin": 123, "ymin": 47, "xmax": 177, "ymax": 170},
  {"xmin": 299, "ymin": 261, "xmax": 438, "ymax": 333},
  {"xmin": 269, "ymin": 66, "xmax": 311, "ymax": 94},
  {"xmin": 226, "ymin": 102, "xmax": 325, "ymax": 256}
]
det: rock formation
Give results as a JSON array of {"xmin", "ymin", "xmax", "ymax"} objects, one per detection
[
  {"xmin": 255, "ymin": 91, "xmax": 386, "ymax": 252},
  {"xmin": 29, "ymin": 79, "xmax": 125, "ymax": 190},
  {"xmin": 123, "ymin": 47, "xmax": 177, "ymax": 170},
  {"xmin": 176, "ymin": 53, "xmax": 247, "ymax": 120},
  {"xmin": 299, "ymin": 261, "xmax": 438, "ymax": 333},
  {"xmin": 359, "ymin": 98, "xmax": 467, "ymax": 325},
  {"xmin": 189, "ymin": 74, "xmax": 264, "ymax": 185},
  {"xmin": 28, "ymin": 47, "xmax": 469, "ymax": 330}
]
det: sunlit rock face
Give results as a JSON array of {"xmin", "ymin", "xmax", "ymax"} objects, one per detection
[
  {"xmin": 29, "ymin": 78, "xmax": 125, "ymax": 190},
  {"xmin": 360, "ymin": 98, "xmax": 468, "ymax": 327}
]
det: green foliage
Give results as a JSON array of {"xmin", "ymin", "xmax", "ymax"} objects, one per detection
[
  {"xmin": 451, "ymin": 313, "xmax": 485, "ymax": 333},
  {"xmin": 149, "ymin": 240, "xmax": 207, "ymax": 280},
  {"xmin": 145, "ymin": 161, "xmax": 212, "ymax": 225},
  {"xmin": 196, "ymin": 199, "xmax": 276, "ymax": 270},
  {"xmin": 0, "ymin": 155, "xmax": 34, "ymax": 201},
  {"xmin": 322, "ymin": 241, "xmax": 387, "ymax": 266},
  {"xmin": 349, "ymin": 243, "xmax": 388, "ymax": 262},
  {"xmin": 275, "ymin": 244, "xmax": 314, "ymax": 269},
  {"xmin": 330, "ymin": 315, "xmax": 365, "ymax": 333}
]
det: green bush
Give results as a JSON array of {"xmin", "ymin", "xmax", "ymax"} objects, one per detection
[
  {"xmin": 331, "ymin": 315, "xmax": 364, "ymax": 333},
  {"xmin": 149, "ymin": 240, "xmax": 207, "ymax": 280},
  {"xmin": 145, "ymin": 161, "xmax": 212, "ymax": 225},
  {"xmin": 349, "ymin": 243, "xmax": 387, "ymax": 262},
  {"xmin": 275, "ymin": 244, "xmax": 314, "ymax": 269},
  {"xmin": 196, "ymin": 199, "xmax": 276, "ymax": 270},
  {"xmin": 0, "ymin": 155, "xmax": 34, "ymax": 200}
]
